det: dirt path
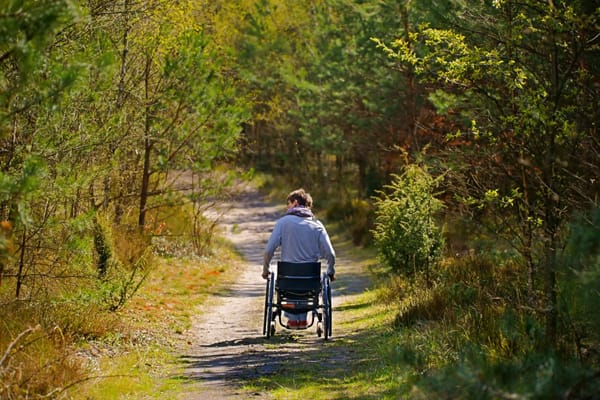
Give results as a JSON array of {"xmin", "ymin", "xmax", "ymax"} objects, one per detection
[{"xmin": 176, "ymin": 188, "xmax": 371, "ymax": 399}]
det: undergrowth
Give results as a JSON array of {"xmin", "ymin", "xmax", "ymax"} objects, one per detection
[
  {"xmin": 247, "ymin": 238, "xmax": 600, "ymax": 399},
  {"xmin": 3, "ymin": 181, "xmax": 599, "ymax": 399},
  {"xmin": 0, "ymin": 201, "xmax": 240, "ymax": 399},
  {"xmin": 369, "ymin": 248, "xmax": 600, "ymax": 399},
  {"xmin": 71, "ymin": 221, "xmax": 242, "ymax": 398}
]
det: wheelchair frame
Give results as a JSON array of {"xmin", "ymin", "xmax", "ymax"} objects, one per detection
[{"xmin": 263, "ymin": 261, "xmax": 332, "ymax": 339}]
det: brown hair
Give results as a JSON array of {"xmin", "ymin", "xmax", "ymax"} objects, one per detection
[{"xmin": 287, "ymin": 188, "xmax": 313, "ymax": 207}]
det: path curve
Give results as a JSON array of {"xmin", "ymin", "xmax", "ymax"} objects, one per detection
[{"xmin": 177, "ymin": 188, "xmax": 370, "ymax": 399}]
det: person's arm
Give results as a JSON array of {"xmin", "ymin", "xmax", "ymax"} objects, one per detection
[
  {"xmin": 319, "ymin": 228, "xmax": 336, "ymax": 281},
  {"xmin": 262, "ymin": 221, "xmax": 282, "ymax": 279}
]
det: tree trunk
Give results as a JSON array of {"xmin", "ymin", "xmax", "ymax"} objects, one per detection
[
  {"xmin": 542, "ymin": 0, "xmax": 560, "ymax": 345},
  {"xmin": 112, "ymin": 0, "xmax": 131, "ymax": 223},
  {"xmin": 139, "ymin": 53, "xmax": 152, "ymax": 229},
  {"xmin": 15, "ymin": 228, "xmax": 26, "ymax": 298},
  {"xmin": 543, "ymin": 233, "xmax": 558, "ymax": 345},
  {"xmin": 400, "ymin": 4, "xmax": 417, "ymax": 150}
]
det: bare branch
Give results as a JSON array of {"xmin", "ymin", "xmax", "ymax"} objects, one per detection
[{"xmin": 0, "ymin": 325, "xmax": 41, "ymax": 368}]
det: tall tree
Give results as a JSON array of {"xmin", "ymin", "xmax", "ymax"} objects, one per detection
[
  {"xmin": 217, "ymin": 0, "xmax": 441, "ymax": 197},
  {"xmin": 0, "ymin": 0, "xmax": 250, "ymax": 298},
  {"xmin": 128, "ymin": 1, "xmax": 249, "ymax": 228},
  {"xmin": 0, "ymin": 0, "xmax": 82, "ymax": 297},
  {"xmin": 378, "ymin": 0, "xmax": 600, "ymax": 344}
]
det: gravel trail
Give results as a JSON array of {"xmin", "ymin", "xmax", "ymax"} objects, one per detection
[{"xmin": 177, "ymin": 189, "xmax": 371, "ymax": 399}]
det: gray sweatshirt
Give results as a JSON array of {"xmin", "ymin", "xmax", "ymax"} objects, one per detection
[{"xmin": 263, "ymin": 208, "xmax": 336, "ymax": 277}]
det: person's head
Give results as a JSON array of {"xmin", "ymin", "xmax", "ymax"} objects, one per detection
[{"xmin": 287, "ymin": 188, "xmax": 313, "ymax": 208}]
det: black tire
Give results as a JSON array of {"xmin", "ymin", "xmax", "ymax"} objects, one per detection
[
  {"xmin": 326, "ymin": 277, "xmax": 332, "ymax": 337},
  {"xmin": 263, "ymin": 274, "xmax": 270, "ymax": 336},
  {"xmin": 322, "ymin": 273, "xmax": 332, "ymax": 340},
  {"xmin": 266, "ymin": 272, "xmax": 275, "ymax": 338}
]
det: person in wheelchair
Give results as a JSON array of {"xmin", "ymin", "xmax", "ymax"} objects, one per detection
[{"xmin": 262, "ymin": 188, "xmax": 336, "ymax": 328}]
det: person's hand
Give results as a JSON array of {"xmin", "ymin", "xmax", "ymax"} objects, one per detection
[
  {"xmin": 262, "ymin": 272, "xmax": 269, "ymax": 280},
  {"xmin": 328, "ymin": 274, "xmax": 335, "ymax": 282}
]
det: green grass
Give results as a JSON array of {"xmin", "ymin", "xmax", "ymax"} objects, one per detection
[
  {"xmin": 71, "ymin": 237, "xmax": 245, "ymax": 399},
  {"xmin": 76, "ymin": 349, "xmax": 179, "ymax": 399},
  {"xmin": 242, "ymin": 286, "xmax": 414, "ymax": 400}
]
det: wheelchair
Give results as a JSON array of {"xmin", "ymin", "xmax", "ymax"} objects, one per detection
[{"xmin": 263, "ymin": 261, "xmax": 332, "ymax": 339}]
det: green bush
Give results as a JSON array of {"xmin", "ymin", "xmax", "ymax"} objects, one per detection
[
  {"xmin": 93, "ymin": 215, "xmax": 153, "ymax": 311},
  {"xmin": 371, "ymin": 164, "xmax": 445, "ymax": 277},
  {"xmin": 560, "ymin": 207, "xmax": 600, "ymax": 362},
  {"xmin": 418, "ymin": 350, "xmax": 600, "ymax": 400},
  {"xmin": 381, "ymin": 247, "xmax": 600, "ymax": 399}
]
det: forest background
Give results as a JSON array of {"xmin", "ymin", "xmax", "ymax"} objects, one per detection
[{"xmin": 1, "ymin": 0, "xmax": 599, "ymax": 398}]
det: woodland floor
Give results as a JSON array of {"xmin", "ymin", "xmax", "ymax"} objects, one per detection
[{"xmin": 174, "ymin": 188, "xmax": 373, "ymax": 399}]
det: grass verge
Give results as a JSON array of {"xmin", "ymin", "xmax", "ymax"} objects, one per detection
[
  {"xmin": 72, "ymin": 236, "xmax": 245, "ymax": 399},
  {"xmin": 239, "ymin": 245, "xmax": 600, "ymax": 399},
  {"xmin": 242, "ymin": 285, "xmax": 413, "ymax": 399}
]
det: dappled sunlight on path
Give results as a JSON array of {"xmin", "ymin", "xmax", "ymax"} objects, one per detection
[{"xmin": 176, "ymin": 188, "xmax": 372, "ymax": 399}]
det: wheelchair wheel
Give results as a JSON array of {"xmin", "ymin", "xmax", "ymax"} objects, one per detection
[
  {"xmin": 326, "ymin": 277, "xmax": 332, "ymax": 337},
  {"xmin": 264, "ymin": 272, "xmax": 276, "ymax": 338},
  {"xmin": 263, "ymin": 273, "xmax": 270, "ymax": 336},
  {"xmin": 322, "ymin": 273, "xmax": 332, "ymax": 340}
]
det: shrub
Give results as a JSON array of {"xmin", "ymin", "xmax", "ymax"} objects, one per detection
[
  {"xmin": 93, "ymin": 215, "xmax": 153, "ymax": 312},
  {"xmin": 418, "ymin": 350, "xmax": 600, "ymax": 400},
  {"xmin": 0, "ymin": 302, "xmax": 98, "ymax": 399},
  {"xmin": 371, "ymin": 164, "xmax": 445, "ymax": 279},
  {"xmin": 560, "ymin": 207, "xmax": 600, "ymax": 363},
  {"xmin": 0, "ymin": 326, "xmax": 83, "ymax": 399}
]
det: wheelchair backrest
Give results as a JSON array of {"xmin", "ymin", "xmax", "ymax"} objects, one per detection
[{"xmin": 276, "ymin": 261, "xmax": 321, "ymax": 293}]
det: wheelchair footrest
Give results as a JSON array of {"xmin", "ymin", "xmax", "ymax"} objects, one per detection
[{"xmin": 281, "ymin": 300, "xmax": 315, "ymax": 311}]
